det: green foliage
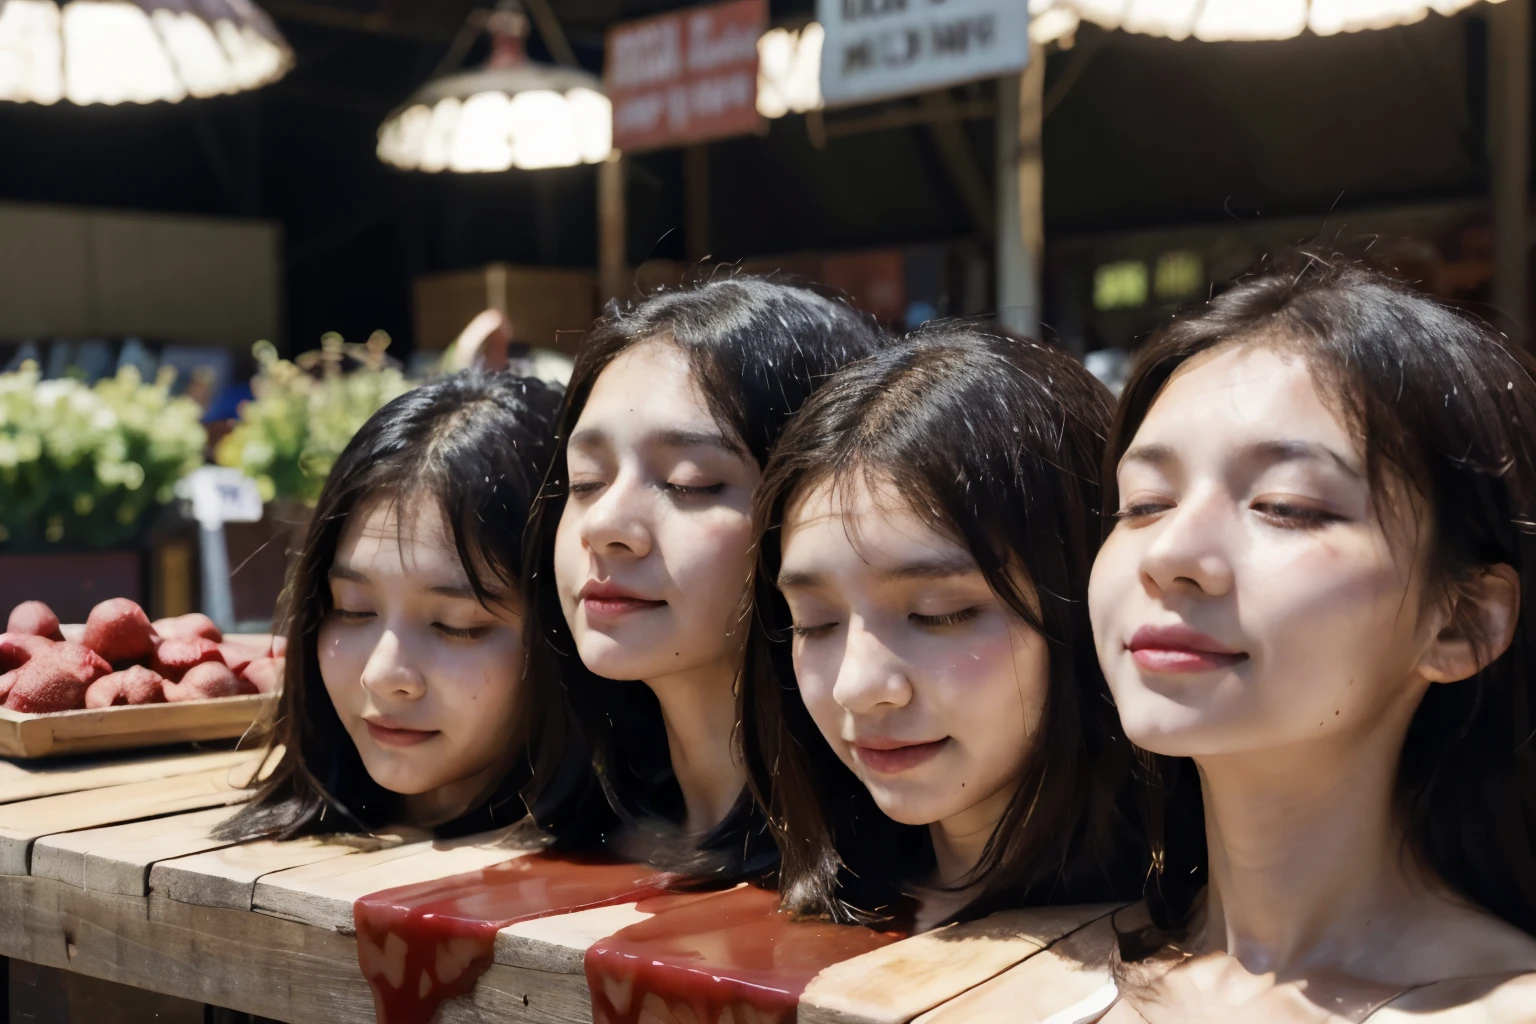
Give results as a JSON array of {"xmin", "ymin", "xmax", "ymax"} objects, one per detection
[
  {"xmin": 216, "ymin": 333, "xmax": 412, "ymax": 506},
  {"xmin": 0, "ymin": 363, "xmax": 207, "ymax": 551}
]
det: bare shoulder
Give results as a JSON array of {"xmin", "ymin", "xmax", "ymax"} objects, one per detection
[{"xmin": 1378, "ymin": 971, "xmax": 1536, "ymax": 1022}]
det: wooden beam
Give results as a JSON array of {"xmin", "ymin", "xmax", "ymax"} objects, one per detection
[
  {"xmin": 995, "ymin": 48, "xmax": 1046, "ymax": 339},
  {"xmin": 1489, "ymin": 0, "xmax": 1531, "ymax": 332},
  {"xmin": 684, "ymin": 145, "xmax": 712, "ymax": 263},
  {"xmin": 598, "ymin": 155, "xmax": 628, "ymax": 303},
  {"xmin": 920, "ymin": 92, "xmax": 995, "ymax": 240}
]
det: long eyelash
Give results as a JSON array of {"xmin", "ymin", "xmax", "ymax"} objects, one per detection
[
  {"xmin": 1114, "ymin": 503, "xmax": 1168, "ymax": 519},
  {"xmin": 667, "ymin": 483, "xmax": 726, "ymax": 496},
  {"xmin": 791, "ymin": 623, "xmax": 834, "ymax": 638},
  {"xmin": 913, "ymin": 608, "xmax": 980, "ymax": 627},
  {"xmin": 1255, "ymin": 502, "xmax": 1342, "ymax": 525},
  {"xmin": 435, "ymin": 624, "xmax": 487, "ymax": 639}
]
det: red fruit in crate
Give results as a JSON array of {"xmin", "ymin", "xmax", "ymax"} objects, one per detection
[
  {"xmin": 49, "ymin": 642, "xmax": 111, "ymax": 683},
  {"xmin": 3, "ymin": 644, "xmax": 108, "ymax": 713},
  {"xmin": 241, "ymin": 656, "xmax": 284, "ymax": 695},
  {"xmin": 82, "ymin": 598, "xmax": 157, "ymax": 667},
  {"xmin": 0, "ymin": 632, "xmax": 53, "ymax": 672},
  {"xmin": 151, "ymin": 638, "xmax": 224, "ymax": 680},
  {"xmin": 7, "ymin": 601, "xmax": 63, "ymax": 641},
  {"xmin": 151, "ymin": 613, "xmax": 223, "ymax": 643},
  {"xmin": 84, "ymin": 666, "xmax": 169, "ymax": 709},
  {"xmin": 163, "ymin": 662, "xmax": 253, "ymax": 702},
  {"xmin": 218, "ymin": 643, "xmax": 254, "ymax": 676}
]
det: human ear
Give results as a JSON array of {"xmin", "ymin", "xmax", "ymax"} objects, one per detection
[{"xmin": 1418, "ymin": 564, "xmax": 1521, "ymax": 684}]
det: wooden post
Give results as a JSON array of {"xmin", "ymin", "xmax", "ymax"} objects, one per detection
[
  {"xmin": 1489, "ymin": 0, "xmax": 1531, "ymax": 333},
  {"xmin": 684, "ymin": 144, "xmax": 711, "ymax": 264},
  {"xmin": 598, "ymin": 153, "xmax": 627, "ymax": 304},
  {"xmin": 996, "ymin": 44, "xmax": 1046, "ymax": 340}
]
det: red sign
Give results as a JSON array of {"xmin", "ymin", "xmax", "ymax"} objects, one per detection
[{"xmin": 605, "ymin": 0, "xmax": 766, "ymax": 153}]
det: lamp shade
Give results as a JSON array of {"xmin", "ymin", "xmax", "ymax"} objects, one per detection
[
  {"xmin": 377, "ymin": 62, "xmax": 612, "ymax": 173},
  {"xmin": 0, "ymin": 0, "xmax": 292, "ymax": 105},
  {"xmin": 1031, "ymin": 0, "xmax": 1502, "ymax": 41}
]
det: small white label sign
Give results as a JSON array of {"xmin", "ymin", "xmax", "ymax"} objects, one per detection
[
  {"xmin": 818, "ymin": 0, "xmax": 1030, "ymax": 108},
  {"xmin": 188, "ymin": 466, "xmax": 264, "ymax": 526}
]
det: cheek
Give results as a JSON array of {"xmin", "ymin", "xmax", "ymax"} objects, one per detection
[
  {"xmin": 430, "ymin": 639, "xmax": 524, "ymax": 738},
  {"xmin": 660, "ymin": 514, "xmax": 754, "ymax": 612},
  {"xmin": 1088, "ymin": 534, "xmax": 1138, "ymax": 639},
  {"xmin": 553, "ymin": 510, "xmax": 584, "ymax": 596},
  {"xmin": 317, "ymin": 622, "xmax": 368, "ymax": 711},
  {"xmin": 1241, "ymin": 537, "xmax": 1417, "ymax": 671},
  {"xmin": 941, "ymin": 627, "xmax": 1046, "ymax": 757},
  {"xmin": 791, "ymin": 642, "xmax": 854, "ymax": 753}
]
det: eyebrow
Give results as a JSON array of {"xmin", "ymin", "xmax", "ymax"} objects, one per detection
[
  {"xmin": 568, "ymin": 426, "xmax": 744, "ymax": 455},
  {"xmin": 329, "ymin": 565, "xmax": 479, "ymax": 600},
  {"xmin": 1120, "ymin": 439, "xmax": 1362, "ymax": 479},
  {"xmin": 778, "ymin": 554, "xmax": 979, "ymax": 591}
]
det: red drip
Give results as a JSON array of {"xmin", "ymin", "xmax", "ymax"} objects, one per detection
[
  {"xmin": 585, "ymin": 885, "xmax": 905, "ymax": 1024},
  {"xmin": 355, "ymin": 852, "xmax": 665, "ymax": 1024}
]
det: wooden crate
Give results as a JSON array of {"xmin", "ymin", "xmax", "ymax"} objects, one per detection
[{"xmin": 0, "ymin": 694, "xmax": 275, "ymax": 759}]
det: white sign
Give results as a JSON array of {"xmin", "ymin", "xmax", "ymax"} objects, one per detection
[
  {"xmin": 186, "ymin": 466, "xmax": 264, "ymax": 527},
  {"xmin": 818, "ymin": 0, "xmax": 1030, "ymax": 108}
]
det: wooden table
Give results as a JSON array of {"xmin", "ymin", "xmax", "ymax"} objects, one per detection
[{"xmin": 0, "ymin": 745, "xmax": 1121, "ymax": 1024}]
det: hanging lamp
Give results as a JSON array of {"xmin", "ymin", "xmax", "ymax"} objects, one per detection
[
  {"xmin": 0, "ymin": 0, "xmax": 292, "ymax": 105},
  {"xmin": 1028, "ymin": 0, "xmax": 1505, "ymax": 43},
  {"xmin": 376, "ymin": 1, "xmax": 611, "ymax": 174}
]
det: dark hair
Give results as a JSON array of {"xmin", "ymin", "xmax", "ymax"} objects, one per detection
[
  {"xmin": 218, "ymin": 370, "xmax": 564, "ymax": 842},
  {"xmin": 1111, "ymin": 251, "xmax": 1536, "ymax": 938},
  {"xmin": 742, "ymin": 321, "xmax": 1148, "ymax": 924},
  {"xmin": 520, "ymin": 276, "xmax": 888, "ymax": 879}
]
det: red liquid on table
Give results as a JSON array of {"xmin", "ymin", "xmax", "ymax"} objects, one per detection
[
  {"xmin": 355, "ymin": 852, "xmax": 665, "ymax": 1024},
  {"xmin": 585, "ymin": 885, "xmax": 904, "ymax": 1024}
]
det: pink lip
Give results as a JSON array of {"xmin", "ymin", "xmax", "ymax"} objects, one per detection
[
  {"xmin": 851, "ymin": 737, "xmax": 949, "ymax": 774},
  {"xmin": 1127, "ymin": 624, "xmax": 1248, "ymax": 674},
  {"xmin": 365, "ymin": 721, "xmax": 439, "ymax": 747},
  {"xmin": 578, "ymin": 579, "xmax": 665, "ymax": 620}
]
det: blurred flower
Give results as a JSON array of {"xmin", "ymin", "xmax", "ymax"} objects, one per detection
[
  {"xmin": 0, "ymin": 363, "xmax": 207, "ymax": 550},
  {"xmin": 216, "ymin": 334, "xmax": 412, "ymax": 506}
]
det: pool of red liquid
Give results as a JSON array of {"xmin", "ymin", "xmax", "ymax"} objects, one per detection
[
  {"xmin": 354, "ymin": 851, "xmax": 665, "ymax": 1024},
  {"xmin": 585, "ymin": 885, "xmax": 905, "ymax": 1024}
]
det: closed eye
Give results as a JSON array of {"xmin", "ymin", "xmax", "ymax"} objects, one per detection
[
  {"xmin": 791, "ymin": 622, "xmax": 837, "ymax": 639},
  {"xmin": 332, "ymin": 608, "xmax": 374, "ymax": 622},
  {"xmin": 1251, "ymin": 500, "xmax": 1345, "ymax": 527},
  {"xmin": 1114, "ymin": 501, "xmax": 1173, "ymax": 520},
  {"xmin": 433, "ymin": 623, "xmax": 495, "ymax": 641},
  {"xmin": 665, "ymin": 482, "xmax": 726, "ymax": 498},
  {"xmin": 910, "ymin": 607, "xmax": 980, "ymax": 629},
  {"xmin": 568, "ymin": 480, "xmax": 604, "ymax": 497}
]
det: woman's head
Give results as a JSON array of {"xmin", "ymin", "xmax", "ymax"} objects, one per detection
[
  {"xmin": 524, "ymin": 277, "xmax": 887, "ymax": 851},
  {"xmin": 221, "ymin": 371, "xmax": 562, "ymax": 840},
  {"xmin": 1090, "ymin": 252, "xmax": 1536, "ymax": 933},
  {"xmin": 745, "ymin": 322, "xmax": 1144, "ymax": 923}
]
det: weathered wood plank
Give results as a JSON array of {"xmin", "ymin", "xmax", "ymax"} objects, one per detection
[
  {"xmin": 151, "ymin": 836, "xmax": 375, "ymax": 912},
  {"xmin": 0, "ymin": 763, "xmax": 254, "ymax": 875},
  {"xmin": 496, "ymin": 901, "xmax": 655, "ymax": 974},
  {"xmin": 913, "ymin": 914, "xmax": 1121, "ymax": 1024},
  {"xmin": 0, "ymin": 747, "xmax": 255, "ymax": 806},
  {"xmin": 0, "ymin": 871, "xmax": 592, "ymax": 1024},
  {"xmin": 32, "ymin": 806, "xmax": 238, "ymax": 895},
  {"xmin": 799, "ymin": 903, "xmax": 1124, "ymax": 1024},
  {"xmin": 252, "ymin": 829, "xmax": 523, "ymax": 932}
]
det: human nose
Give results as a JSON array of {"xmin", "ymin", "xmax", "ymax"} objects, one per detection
[
  {"xmin": 831, "ymin": 620, "xmax": 914, "ymax": 714},
  {"xmin": 358, "ymin": 628, "xmax": 427, "ymax": 701},
  {"xmin": 1139, "ymin": 487, "xmax": 1236, "ymax": 599},
  {"xmin": 578, "ymin": 467, "xmax": 653, "ymax": 559}
]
